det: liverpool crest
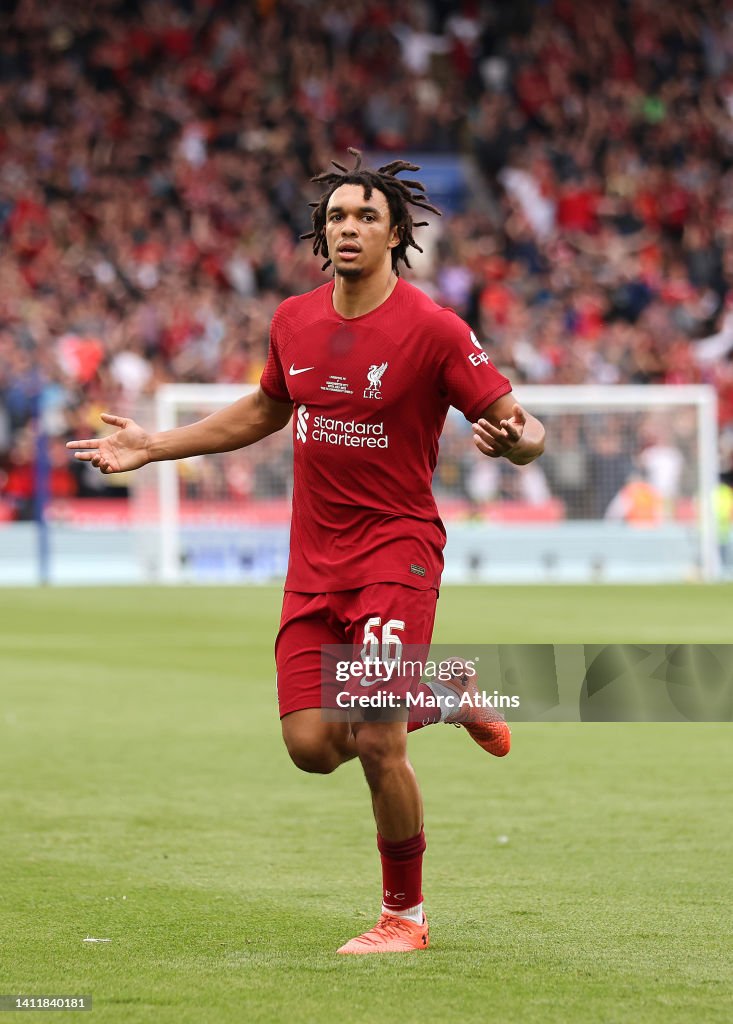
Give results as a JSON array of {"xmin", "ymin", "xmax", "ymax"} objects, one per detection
[{"xmin": 364, "ymin": 362, "xmax": 388, "ymax": 400}]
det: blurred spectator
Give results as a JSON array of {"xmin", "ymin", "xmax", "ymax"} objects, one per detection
[
  {"xmin": 605, "ymin": 470, "xmax": 664, "ymax": 525},
  {"xmin": 1, "ymin": 0, "xmax": 733, "ymax": 520}
]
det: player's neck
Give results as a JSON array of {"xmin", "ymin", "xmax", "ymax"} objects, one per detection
[{"xmin": 332, "ymin": 266, "xmax": 398, "ymax": 320}]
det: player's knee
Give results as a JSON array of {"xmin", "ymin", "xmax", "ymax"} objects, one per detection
[
  {"xmin": 284, "ymin": 736, "xmax": 339, "ymax": 775},
  {"xmin": 354, "ymin": 729, "xmax": 405, "ymax": 782}
]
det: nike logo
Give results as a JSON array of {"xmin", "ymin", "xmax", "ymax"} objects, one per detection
[{"xmin": 289, "ymin": 364, "xmax": 315, "ymax": 376}]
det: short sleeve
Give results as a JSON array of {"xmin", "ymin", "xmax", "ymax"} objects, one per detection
[
  {"xmin": 260, "ymin": 308, "xmax": 291, "ymax": 404},
  {"xmin": 435, "ymin": 310, "xmax": 512, "ymax": 421}
]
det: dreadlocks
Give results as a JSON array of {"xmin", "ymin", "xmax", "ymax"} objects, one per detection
[{"xmin": 301, "ymin": 148, "xmax": 441, "ymax": 273}]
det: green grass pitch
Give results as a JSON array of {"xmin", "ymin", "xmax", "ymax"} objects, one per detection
[{"xmin": 1, "ymin": 585, "xmax": 731, "ymax": 1024}]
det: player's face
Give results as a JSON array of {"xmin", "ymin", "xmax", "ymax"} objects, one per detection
[{"xmin": 325, "ymin": 184, "xmax": 400, "ymax": 279}]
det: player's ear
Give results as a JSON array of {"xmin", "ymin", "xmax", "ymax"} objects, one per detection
[{"xmin": 387, "ymin": 224, "xmax": 400, "ymax": 250}]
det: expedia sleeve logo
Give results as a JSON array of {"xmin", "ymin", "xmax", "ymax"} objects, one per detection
[{"xmin": 468, "ymin": 331, "xmax": 490, "ymax": 367}]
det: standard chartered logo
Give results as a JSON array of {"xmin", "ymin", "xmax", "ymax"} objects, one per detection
[
  {"xmin": 296, "ymin": 404, "xmax": 309, "ymax": 443},
  {"xmin": 296, "ymin": 407, "xmax": 389, "ymax": 448},
  {"xmin": 313, "ymin": 415, "xmax": 388, "ymax": 448}
]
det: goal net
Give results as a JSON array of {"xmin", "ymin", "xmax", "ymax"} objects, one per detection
[{"xmin": 134, "ymin": 383, "xmax": 719, "ymax": 584}]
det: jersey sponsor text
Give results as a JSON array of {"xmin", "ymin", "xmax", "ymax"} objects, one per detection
[{"xmin": 312, "ymin": 413, "xmax": 389, "ymax": 448}]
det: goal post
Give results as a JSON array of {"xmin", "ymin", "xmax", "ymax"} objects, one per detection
[
  {"xmin": 139, "ymin": 382, "xmax": 719, "ymax": 584},
  {"xmin": 513, "ymin": 385, "xmax": 719, "ymax": 582},
  {"xmin": 153, "ymin": 384, "xmax": 255, "ymax": 582}
]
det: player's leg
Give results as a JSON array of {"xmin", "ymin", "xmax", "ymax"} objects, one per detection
[
  {"xmin": 276, "ymin": 591, "xmax": 356, "ymax": 774},
  {"xmin": 337, "ymin": 716, "xmax": 429, "ymax": 954},
  {"xmin": 280, "ymin": 708, "xmax": 355, "ymax": 774},
  {"xmin": 351, "ymin": 718, "xmax": 422, "ymax": 840},
  {"xmin": 336, "ymin": 584, "xmax": 434, "ymax": 954}
]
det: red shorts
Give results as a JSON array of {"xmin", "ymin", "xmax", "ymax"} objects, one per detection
[{"xmin": 275, "ymin": 583, "xmax": 438, "ymax": 718}]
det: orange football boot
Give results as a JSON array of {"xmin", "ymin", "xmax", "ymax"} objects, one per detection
[
  {"xmin": 336, "ymin": 913, "xmax": 429, "ymax": 954},
  {"xmin": 441, "ymin": 658, "xmax": 511, "ymax": 757}
]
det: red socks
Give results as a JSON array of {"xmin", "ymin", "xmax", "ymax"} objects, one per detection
[
  {"xmin": 377, "ymin": 827, "xmax": 426, "ymax": 912},
  {"xmin": 407, "ymin": 684, "xmax": 442, "ymax": 732}
]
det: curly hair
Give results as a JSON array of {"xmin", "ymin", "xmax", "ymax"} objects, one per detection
[{"xmin": 301, "ymin": 148, "xmax": 441, "ymax": 274}]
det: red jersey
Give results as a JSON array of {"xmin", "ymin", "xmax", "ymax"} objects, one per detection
[{"xmin": 260, "ymin": 278, "xmax": 511, "ymax": 592}]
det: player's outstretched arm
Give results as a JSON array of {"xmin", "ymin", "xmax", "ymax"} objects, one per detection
[
  {"xmin": 66, "ymin": 387, "xmax": 293, "ymax": 475},
  {"xmin": 472, "ymin": 392, "xmax": 545, "ymax": 466}
]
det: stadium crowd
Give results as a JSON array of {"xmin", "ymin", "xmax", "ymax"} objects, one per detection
[{"xmin": 1, "ymin": 0, "xmax": 733, "ymax": 521}]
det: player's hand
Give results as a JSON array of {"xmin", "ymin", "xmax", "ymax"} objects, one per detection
[
  {"xmin": 472, "ymin": 404, "xmax": 526, "ymax": 458},
  {"xmin": 66, "ymin": 414, "xmax": 152, "ymax": 474}
]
